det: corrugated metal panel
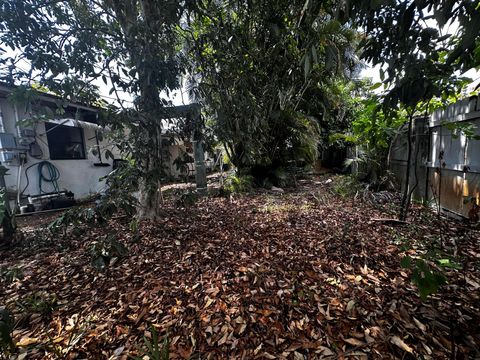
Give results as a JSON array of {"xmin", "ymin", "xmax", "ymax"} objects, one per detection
[
  {"xmin": 465, "ymin": 119, "xmax": 480, "ymax": 168},
  {"xmin": 391, "ymin": 97, "xmax": 480, "ymax": 218}
]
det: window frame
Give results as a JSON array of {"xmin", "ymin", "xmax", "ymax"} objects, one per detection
[{"xmin": 45, "ymin": 122, "xmax": 87, "ymax": 160}]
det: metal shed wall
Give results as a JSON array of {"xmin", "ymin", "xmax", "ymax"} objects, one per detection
[{"xmin": 390, "ymin": 96, "xmax": 480, "ymax": 218}]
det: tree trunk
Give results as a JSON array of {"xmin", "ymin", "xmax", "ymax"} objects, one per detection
[
  {"xmin": 399, "ymin": 113, "xmax": 414, "ymax": 221},
  {"xmin": 2, "ymin": 209, "xmax": 16, "ymax": 244},
  {"xmin": 193, "ymin": 118, "xmax": 207, "ymax": 193},
  {"xmin": 0, "ymin": 171, "xmax": 16, "ymax": 244},
  {"xmin": 108, "ymin": 0, "xmax": 167, "ymax": 219}
]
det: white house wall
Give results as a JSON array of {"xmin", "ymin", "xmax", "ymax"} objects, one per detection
[
  {"xmin": 0, "ymin": 95, "xmax": 214, "ymax": 204},
  {"xmin": 0, "ymin": 97, "xmax": 118, "ymax": 200},
  {"xmin": 0, "ymin": 97, "xmax": 17, "ymax": 134},
  {"xmin": 19, "ymin": 122, "xmax": 115, "ymax": 198}
]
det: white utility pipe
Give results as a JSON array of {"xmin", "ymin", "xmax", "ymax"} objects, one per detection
[
  {"xmin": 13, "ymin": 104, "xmax": 27, "ymax": 210},
  {"xmin": 15, "ymin": 161, "xmax": 22, "ymax": 210},
  {"xmin": 0, "ymin": 102, "xmax": 5, "ymax": 133},
  {"xmin": 13, "ymin": 104, "xmax": 22, "ymax": 137}
]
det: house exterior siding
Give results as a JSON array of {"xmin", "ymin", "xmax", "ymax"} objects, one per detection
[{"xmin": 0, "ymin": 94, "xmax": 118, "ymax": 203}]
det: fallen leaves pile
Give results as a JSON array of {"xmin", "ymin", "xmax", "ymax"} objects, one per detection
[{"xmin": 1, "ymin": 176, "xmax": 479, "ymax": 359}]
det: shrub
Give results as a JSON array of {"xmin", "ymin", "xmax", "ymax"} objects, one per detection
[
  {"xmin": 332, "ymin": 175, "xmax": 363, "ymax": 198},
  {"xmin": 223, "ymin": 173, "xmax": 253, "ymax": 194},
  {"xmin": 401, "ymin": 256, "xmax": 446, "ymax": 301},
  {"xmin": 0, "ymin": 266, "xmax": 23, "ymax": 283},
  {"xmin": 174, "ymin": 189, "xmax": 199, "ymax": 207},
  {"xmin": 48, "ymin": 163, "xmax": 139, "ymax": 237},
  {"xmin": 134, "ymin": 326, "xmax": 169, "ymax": 360},
  {"xmin": 222, "ymin": 153, "xmax": 232, "ymax": 171},
  {"xmin": 90, "ymin": 236, "xmax": 128, "ymax": 271}
]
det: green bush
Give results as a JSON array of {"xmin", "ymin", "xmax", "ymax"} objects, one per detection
[
  {"xmin": 90, "ymin": 236, "xmax": 128, "ymax": 271},
  {"xmin": 251, "ymin": 166, "xmax": 287, "ymax": 188},
  {"xmin": 174, "ymin": 189, "xmax": 199, "ymax": 207},
  {"xmin": 48, "ymin": 162, "xmax": 140, "ymax": 237},
  {"xmin": 0, "ymin": 266, "xmax": 24, "ymax": 283},
  {"xmin": 0, "ymin": 185, "xmax": 17, "ymax": 244},
  {"xmin": 401, "ymin": 256, "xmax": 446, "ymax": 301},
  {"xmin": 222, "ymin": 152, "xmax": 232, "ymax": 170},
  {"xmin": 223, "ymin": 173, "xmax": 253, "ymax": 194},
  {"xmin": 332, "ymin": 175, "xmax": 363, "ymax": 198}
]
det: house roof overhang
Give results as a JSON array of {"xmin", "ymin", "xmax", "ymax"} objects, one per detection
[{"xmin": 0, "ymin": 82, "xmax": 102, "ymax": 118}]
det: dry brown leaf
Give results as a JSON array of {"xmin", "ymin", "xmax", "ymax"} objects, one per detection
[
  {"xmin": 16, "ymin": 337, "xmax": 40, "ymax": 346},
  {"xmin": 346, "ymin": 299, "xmax": 355, "ymax": 312},
  {"xmin": 330, "ymin": 298, "xmax": 341, "ymax": 306},
  {"xmin": 204, "ymin": 297, "xmax": 214, "ymax": 309},
  {"xmin": 3, "ymin": 176, "xmax": 479, "ymax": 359},
  {"xmin": 344, "ymin": 338, "xmax": 365, "ymax": 347},
  {"xmin": 390, "ymin": 335, "xmax": 413, "ymax": 353},
  {"xmin": 413, "ymin": 317, "xmax": 426, "ymax": 332},
  {"xmin": 217, "ymin": 332, "xmax": 229, "ymax": 346}
]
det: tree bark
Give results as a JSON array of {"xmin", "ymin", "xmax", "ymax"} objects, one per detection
[
  {"xmin": 399, "ymin": 113, "xmax": 414, "ymax": 221},
  {"xmin": 107, "ymin": 0, "xmax": 168, "ymax": 219}
]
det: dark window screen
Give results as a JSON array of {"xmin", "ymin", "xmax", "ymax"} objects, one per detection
[{"xmin": 45, "ymin": 122, "xmax": 86, "ymax": 160}]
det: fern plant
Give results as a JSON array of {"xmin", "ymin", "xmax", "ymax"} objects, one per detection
[
  {"xmin": 223, "ymin": 173, "xmax": 253, "ymax": 194},
  {"xmin": 132, "ymin": 326, "xmax": 169, "ymax": 360},
  {"xmin": 90, "ymin": 236, "xmax": 128, "ymax": 271},
  {"xmin": 401, "ymin": 256, "xmax": 447, "ymax": 301}
]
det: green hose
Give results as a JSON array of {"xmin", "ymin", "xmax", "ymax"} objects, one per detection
[{"xmin": 37, "ymin": 161, "xmax": 60, "ymax": 193}]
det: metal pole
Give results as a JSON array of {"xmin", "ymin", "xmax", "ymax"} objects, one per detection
[{"xmin": 192, "ymin": 107, "xmax": 207, "ymax": 194}]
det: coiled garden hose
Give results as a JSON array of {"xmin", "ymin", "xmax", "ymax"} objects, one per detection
[
  {"xmin": 37, "ymin": 161, "xmax": 60, "ymax": 193},
  {"xmin": 22, "ymin": 161, "xmax": 60, "ymax": 195}
]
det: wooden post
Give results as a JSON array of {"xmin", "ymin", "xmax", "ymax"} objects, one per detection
[
  {"xmin": 193, "ymin": 139, "xmax": 207, "ymax": 193},
  {"xmin": 192, "ymin": 108, "xmax": 207, "ymax": 194}
]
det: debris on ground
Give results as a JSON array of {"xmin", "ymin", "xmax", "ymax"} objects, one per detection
[{"xmin": 1, "ymin": 176, "xmax": 479, "ymax": 359}]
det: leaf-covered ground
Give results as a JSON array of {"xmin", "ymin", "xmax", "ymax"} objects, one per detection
[{"xmin": 1, "ymin": 176, "xmax": 479, "ymax": 359}]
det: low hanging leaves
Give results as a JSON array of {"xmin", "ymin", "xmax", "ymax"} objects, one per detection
[{"xmin": 401, "ymin": 256, "xmax": 447, "ymax": 301}]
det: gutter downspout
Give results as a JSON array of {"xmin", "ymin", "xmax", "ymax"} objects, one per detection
[
  {"xmin": 15, "ymin": 160, "xmax": 23, "ymax": 211},
  {"xmin": 13, "ymin": 104, "xmax": 26, "ymax": 211},
  {"xmin": 0, "ymin": 102, "xmax": 5, "ymax": 133},
  {"xmin": 13, "ymin": 104, "xmax": 22, "ymax": 138},
  {"xmin": 424, "ymin": 124, "xmax": 431, "ymax": 202}
]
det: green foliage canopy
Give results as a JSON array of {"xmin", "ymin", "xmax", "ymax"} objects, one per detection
[
  {"xmin": 344, "ymin": 0, "xmax": 480, "ymax": 108},
  {"xmin": 182, "ymin": 0, "xmax": 360, "ymax": 172}
]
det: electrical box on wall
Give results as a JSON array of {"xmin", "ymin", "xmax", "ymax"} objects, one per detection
[
  {"xmin": 0, "ymin": 150, "xmax": 27, "ymax": 164},
  {"xmin": 17, "ymin": 128, "xmax": 36, "ymax": 150},
  {"xmin": 20, "ymin": 128, "xmax": 35, "ymax": 138},
  {"xmin": 16, "ymin": 137, "xmax": 32, "ymax": 150}
]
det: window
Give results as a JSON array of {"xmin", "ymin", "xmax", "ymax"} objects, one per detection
[{"xmin": 45, "ymin": 122, "xmax": 86, "ymax": 160}]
